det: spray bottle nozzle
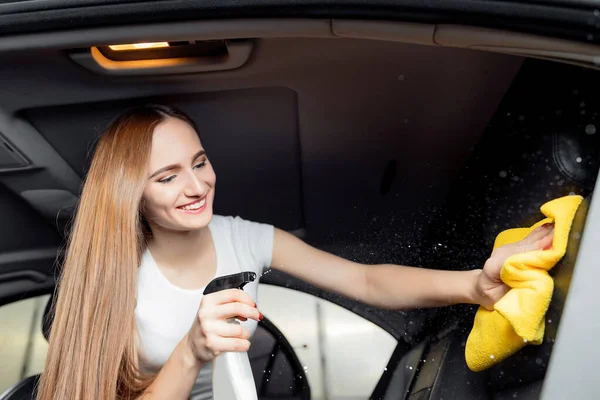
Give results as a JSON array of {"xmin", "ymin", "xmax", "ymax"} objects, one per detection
[{"xmin": 203, "ymin": 271, "xmax": 257, "ymax": 295}]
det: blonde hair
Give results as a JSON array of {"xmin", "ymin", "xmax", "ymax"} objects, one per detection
[{"xmin": 37, "ymin": 105, "xmax": 198, "ymax": 400}]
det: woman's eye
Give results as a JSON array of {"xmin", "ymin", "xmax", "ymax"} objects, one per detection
[
  {"xmin": 193, "ymin": 161, "xmax": 207, "ymax": 169},
  {"xmin": 158, "ymin": 175, "xmax": 175, "ymax": 184}
]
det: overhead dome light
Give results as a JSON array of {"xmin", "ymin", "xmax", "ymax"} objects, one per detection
[
  {"xmin": 108, "ymin": 42, "xmax": 170, "ymax": 51},
  {"xmin": 68, "ymin": 39, "xmax": 254, "ymax": 76}
]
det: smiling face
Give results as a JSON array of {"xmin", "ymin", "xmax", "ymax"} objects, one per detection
[{"xmin": 141, "ymin": 117, "xmax": 216, "ymax": 233}]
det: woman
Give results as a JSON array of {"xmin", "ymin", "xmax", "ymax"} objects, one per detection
[{"xmin": 37, "ymin": 105, "xmax": 554, "ymax": 400}]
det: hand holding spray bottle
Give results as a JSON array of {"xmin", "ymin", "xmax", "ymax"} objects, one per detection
[{"xmin": 203, "ymin": 271, "xmax": 259, "ymax": 400}]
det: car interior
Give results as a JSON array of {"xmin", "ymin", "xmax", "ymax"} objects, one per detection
[{"xmin": 0, "ymin": 12, "xmax": 600, "ymax": 400}]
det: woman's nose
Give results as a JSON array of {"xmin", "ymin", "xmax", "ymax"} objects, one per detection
[{"xmin": 183, "ymin": 171, "xmax": 208, "ymax": 197}]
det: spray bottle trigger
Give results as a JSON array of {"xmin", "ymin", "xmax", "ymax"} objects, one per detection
[{"xmin": 203, "ymin": 271, "xmax": 257, "ymax": 295}]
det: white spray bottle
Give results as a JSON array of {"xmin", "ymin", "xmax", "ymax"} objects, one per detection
[{"xmin": 203, "ymin": 271, "xmax": 259, "ymax": 400}]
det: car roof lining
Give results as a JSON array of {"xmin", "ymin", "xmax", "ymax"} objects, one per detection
[{"xmin": 0, "ymin": 18, "xmax": 598, "ymax": 69}]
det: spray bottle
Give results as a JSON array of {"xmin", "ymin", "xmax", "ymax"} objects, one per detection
[{"xmin": 204, "ymin": 271, "xmax": 259, "ymax": 400}]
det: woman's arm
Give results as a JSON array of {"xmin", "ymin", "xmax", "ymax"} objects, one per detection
[
  {"xmin": 271, "ymin": 228, "xmax": 477, "ymax": 309},
  {"xmin": 271, "ymin": 224, "xmax": 553, "ymax": 310},
  {"xmin": 138, "ymin": 335, "xmax": 203, "ymax": 399}
]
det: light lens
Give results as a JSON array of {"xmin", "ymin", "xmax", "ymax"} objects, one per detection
[{"xmin": 107, "ymin": 42, "xmax": 170, "ymax": 51}]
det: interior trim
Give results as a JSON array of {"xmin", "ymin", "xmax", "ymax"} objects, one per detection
[
  {"xmin": 70, "ymin": 40, "xmax": 254, "ymax": 76},
  {"xmin": 0, "ymin": 112, "xmax": 81, "ymax": 191},
  {"xmin": 0, "ymin": 18, "xmax": 598, "ymax": 73},
  {"xmin": 0, "ymin": 248, "xmax": 59, "ymax": 266},
  {"xmin": 331, "ymin": 19, "xmax": 436, "ymax": 46},
  {"xmin": 0, "ymin": 0, "xmax": 594, "ymax": 47},
  {"xmin": 0, "ymin": 18, "xmax": 334, "ymax": 52},
  {"xmin": 540, "ymin": 183, "xmax": 600, "ymax": 399},
  {"xmin": 434, "ymin": 24, "xmax": 600, "ymax": 70},
  {"xmin": 0, "ymin": 16, "xmax": 591, "ymax": 81},
  {"xmin": 332, "ymin": 20, "xmax": 600, "ymax": 70},
  {"xmin": 0, "ymin": 111, "xmax": 81, "ymax": 224}
]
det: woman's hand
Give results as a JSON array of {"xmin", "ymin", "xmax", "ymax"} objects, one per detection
[
  {"xmin": 474, "ymin": 223, "xmax": 555, "ymax": 310},
  {"xmin": 184, "ymin": 289, "xmax": 262, "ymax": 364}
]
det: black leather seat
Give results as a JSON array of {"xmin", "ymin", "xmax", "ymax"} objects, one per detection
[{"xmin": 0, "ymin": 376, "xmax": 39, "ymax": 400}]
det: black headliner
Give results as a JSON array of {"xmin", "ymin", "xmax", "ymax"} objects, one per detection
[{"xmin": 0, "ymin": 0, "xmax": 597, "ymax": 46}]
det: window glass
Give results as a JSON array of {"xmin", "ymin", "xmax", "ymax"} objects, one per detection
[{"xmin": 0, "ymin": 295, "xmax": 49, "ymax": 394}]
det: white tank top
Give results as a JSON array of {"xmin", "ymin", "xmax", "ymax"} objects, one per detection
[{"xmin": 134, "ymin": 215, "xmax": 274, "ymax": 400}]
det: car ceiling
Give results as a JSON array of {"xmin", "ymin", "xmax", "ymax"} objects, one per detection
[{"xmin": 0, "ymin": 27, "xmax": 524, "ymax": 308}]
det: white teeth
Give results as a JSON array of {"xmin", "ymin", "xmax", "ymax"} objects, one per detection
[{"xmin": 180, "ymin": 198, "xmax": 206, "ymax": 211}]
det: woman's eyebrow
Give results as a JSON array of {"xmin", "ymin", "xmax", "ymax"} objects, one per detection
[{"xmin": 149, "ymin": 150, "xmax": 206, "ymax": 179}]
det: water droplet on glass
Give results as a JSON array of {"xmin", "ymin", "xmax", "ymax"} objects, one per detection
[
  {"xmin": 518, "ymin": 115, "xmax": 525, "ymax": 121},
  {"xmin": 523, "ymin": 339, "xmax": 528, "ymax": 343},
  {"xmin": 499, "ymin": 170, "xmax": 508, "ymax": 178},
  {"xmin": 536, "ymin": 358, "xmax": 543, "ymax": 365},
  {"xmin": 490, "ymin": 355, "xmax": 495, "ymax": 359},
  {"xmin": 595, "ymin": 9, "xmax": 599, "ymax": 16},
  {"xmin": 576, "ymin": 157, "xmax": 582, "ymax": 163},
  {"xmin": 513, "ymin": 393, "xmax": 518, "ymax": 399},
  {"xmin": 586, "ymin": 124, "xmax": 596, "ymax": 135},
  {"xmin": 588, "ymin": 34, "xmax": 594, "ymax": 41},
  {"xmin": 409, "ymin": 366, "xmax": 413, "ymax": 370},
  {"xmin": 581, "ymin": 101, "xmax": 586, "ymax": 107},
  {"xmin": 384, "ymin": 367, "xmax": 387, "ymax": 371}
]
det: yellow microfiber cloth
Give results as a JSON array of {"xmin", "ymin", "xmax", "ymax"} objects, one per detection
[{"xmin": 465, "ymin": 194, "xmax": 583, "ymax": 372}]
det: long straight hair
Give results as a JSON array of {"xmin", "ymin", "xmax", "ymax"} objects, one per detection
[{"xmin": 37, "ymin": 104, "xmax": 198, "ymax": 400}]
